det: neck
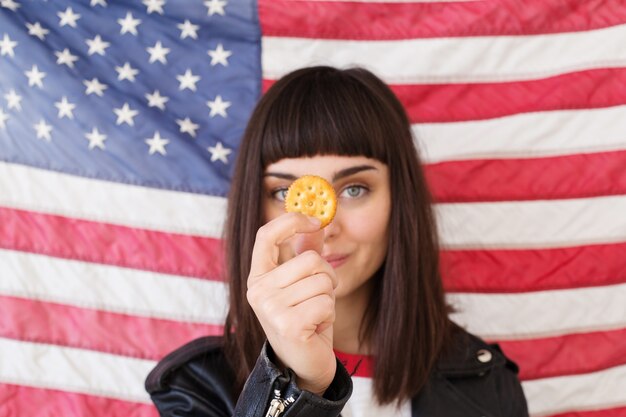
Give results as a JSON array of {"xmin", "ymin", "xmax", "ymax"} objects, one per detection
[{"xmin": 332, "ymin": 278, "xmax": 375, "ymax": 355}]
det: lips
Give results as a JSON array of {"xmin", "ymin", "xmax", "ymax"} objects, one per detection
[{"xmin": 323, "ymin": 254, "xmax": 349, "ymax": 268}]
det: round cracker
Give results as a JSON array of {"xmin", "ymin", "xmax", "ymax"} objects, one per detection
[{"xmin": 284, "ymin": 175, "xmax": 337, "ymax": 228}]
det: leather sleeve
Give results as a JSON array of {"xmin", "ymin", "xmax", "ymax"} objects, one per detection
[
  {"xmin": 146, "ymin": 337, "xmax": 238, "ymax": 417},
  {"xmin": 233, "ymin": 341, "xmax": 353, "ymax": 417},
  {"xmin": 146, "ymin": 339, "xmax": 353, "ymax": 417}
]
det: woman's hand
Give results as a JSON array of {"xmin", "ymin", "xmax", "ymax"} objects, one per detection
[{"xmin": 247, "ymin": 212, "xmax": 338, "ymax": 396}]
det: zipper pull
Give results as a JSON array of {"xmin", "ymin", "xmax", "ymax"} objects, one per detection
[{"xmin": 264, "ymin": 389, "xmax": 295, "ymax": 417}]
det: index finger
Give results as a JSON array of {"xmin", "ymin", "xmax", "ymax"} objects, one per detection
[{"xmin": 249, "ymin": 212, "xmax": 322, "ymax": 278}]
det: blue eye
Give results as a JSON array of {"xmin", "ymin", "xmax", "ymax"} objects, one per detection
[
  {"xmin": 272, "ymin": 188, "xmax": 288, "ymax": 201},
  {"xmin": 340, "ymin": 185, "xmax": 367, "ymax": 198}
]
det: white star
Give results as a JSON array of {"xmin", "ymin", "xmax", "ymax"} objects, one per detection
[
  {"xmin": 208, "ymin": 43, "xmax": 232, "ymax": 66},
  {"xmin": 26, "ymin": 22, "xmax": 49, "ymax": 40},
  {"xmin": 34, "ymin": 119, "xmax": 52, "ymax": 141},
  {"xmin": 115, "ymin": 62, "xmax": 139, "ymax": 82},
  {"xmin": 90, "ymin": 0, "xmax": 107, "ymax": 6},
  {"xmin": 25, "ymin": 65, "xmax": 46, "ymax": 88},
  {"xmin": 145, "ymin": 90, "xmax": 169, "ymax": 110},
  {"xmin": 0, "ymin": 33, "xmax": 17, "ymax": 57},
  {"xmin": 58, "ymin": 7, "xmax": 81, "ymax": 28},
  {"xmin": 118, "ymin": 12, "xmax": 141, "ymax": 35},
  {"xmin": 55, "ymin": 48, "xmax": 79, "ymax": 68},
  {"xmin": 145, "ymin": 131, "xmax": 170, "ymax": 155},
  {"xmin": 113, "ymin": 102, "xmax": 139, "ymax": 126},
  {"xmin": 208, "ymin": 141, "xmax": 231, "ymax": 164},
  {"xmin": 177, "ymin": 19, "xmax": 199, "ymax": 40},
  {"xmin": 0, "ymin": 108, "xmax": 8, "ymax": 129},
  {"xmin": 86, "ymin": 35, "xmax": 110, "ymax": 56},
  {"xmin": 204, "ymin": 0, "xmax": 227, "ymax": 16},
  {"xmin": 54, "ymin": 96, "xmax": 76, "ymax": 119},
  {"xmin": 176, "ymin": 69, "xmax": 200, "ymax": 92},
  {"xmin": 83, "ymin": 78, "xmax": 108, "ymax": 96},
  {"xmin": 176, "ymin": 117, "xmax": 199, "ymax": 138},
  {"xmin": 85, "ymin": 127, "xmax": 107, "ymax": 150},
  {"xmin": 4, "ymin": 89, "xmax": 22, "ymax": 110},
  {"xmin": 207, "ymin": 95, "xmax": 231, "ymax": 118},
  {"xmin": 143, "ymin": 0, "xmax": 165, "ymax": 14},
  {"xmin": 146, "ymin": 41, "xmax": 170, "ymax": 64},
  {"xmin": 1, "ymin": 0, "xmax": 20, "ymax": 12}
]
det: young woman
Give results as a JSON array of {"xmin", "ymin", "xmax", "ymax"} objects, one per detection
[{"xmin": 145, "ymin": 66, "xmax": 529, "ymax": 417}]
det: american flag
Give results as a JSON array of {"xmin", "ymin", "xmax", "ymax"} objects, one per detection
[{"xmin": 1, "ymin": 0, "xmax": 625, "ymax": 416}]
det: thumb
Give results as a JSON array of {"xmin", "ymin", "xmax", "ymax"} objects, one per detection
[{"xmin": 293, "ymin": 227, "xmax": 324, "ymax": 255}]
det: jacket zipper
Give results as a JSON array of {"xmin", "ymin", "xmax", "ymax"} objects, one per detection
[{"xmin": 264, "ymin": 389, "xmax": 295, "ymax": 417}]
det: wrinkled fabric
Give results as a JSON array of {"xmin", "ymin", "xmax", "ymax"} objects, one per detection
[{"xmin": 145, "ymin": 328, "xmax": 528, "ymax": 417}]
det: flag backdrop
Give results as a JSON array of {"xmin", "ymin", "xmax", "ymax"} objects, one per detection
[{"xmin": 1, "ymin": 0, "xmax": 626, "ymax": 416}]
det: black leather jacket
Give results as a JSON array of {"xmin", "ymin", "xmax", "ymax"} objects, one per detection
[{"xmin": 145, "ymin": 328, "xmax": 528, "ymax": 417}]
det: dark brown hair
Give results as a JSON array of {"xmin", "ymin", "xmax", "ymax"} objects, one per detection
[{"xmin": 222, "ymin": 66, "xmax": 451, "ymax": 408}]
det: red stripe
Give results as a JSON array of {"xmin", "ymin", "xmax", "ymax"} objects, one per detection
[
  {"xmin": 394, "ymin": 67, "xmax": 626, "ymax": 123},
  {"xmin": 0, "ymin": 207, "xmax": 224, "ymax": 280},
  {"xmin": 0, "ymin": 383, "xmax": 158, "ymax": 417},
  {"xmin": 496, "ymin": 328, "xmax": 626, "ymax": 381},
  {"xmin": 0, "ymin": 295, "xmax": 222, "ymax": 360},
  {"xmin": 6, "ymin": 206, "xmax": 618, "ymax": 297},
  {"xmin": 3, "ymin": 376, "xmax": 625, "ymax": 417},
  {"xmin": 264, "ymin": 67, "xmax": 626, "ymax": 123},
  {"xmin": 425, "ymin": 149, "xmax": 626, "ymax": 203},
  {"xmin": 548, "ymin": 406, "xmax": 626, "ymax": 417},
  {"xmin": 440, "ymin": 242, "xmax": 626, "ymax": 293},
  {"xmin": 5, "ymin": 384, "xmax": 622, "ymax": 417},
  {"xmin": 339, "ymin": 327, "xmax": 626, "ymax": 382},
  {"xmin": 260, "ymin": 0, "xmax": 626, "ymax": 40}
]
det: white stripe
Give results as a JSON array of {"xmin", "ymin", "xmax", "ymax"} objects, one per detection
[
  {"xmin": 523, "ymin": 364, "xmax": 626, "ymax": 417},
  {"xmin": 6, "ymin": 164, "xmax": 626, "ymax": 250},
  {"xmin": 436, "ymin": 194, "xmax": 626, "ymax": 249},
  {"xmin": 0, "ymin": 161, "xmax": 226, "ymax": 238},
  {"xmin": 4, "ymin": 248, "xmax": 625, "ymax": 341},
  {"xmin": 262, "ymin": 24, "xmax": 626, "ymax": 83},
  {"xmin": 2, "ymin": 339, "xmax": 623, "ymax": 416},
  {"xmin": 449, "ymin": 283, "xmax": 626, "ymax": 339},
  {"xmin": 0, "ymin": 337, "xmax": 155, "ymax": 403},
  {"xmin": 0, "ymin": 249, "xmax": 228, "ymax": 324},
  {"xmin": 414, "ymin": 105, "xmax": 626, "ymax": 163}
]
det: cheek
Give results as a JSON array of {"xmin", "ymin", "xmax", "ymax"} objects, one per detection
[{"xmin": 343, "ymin": 208, "xmax": 389, "ymax": 247}]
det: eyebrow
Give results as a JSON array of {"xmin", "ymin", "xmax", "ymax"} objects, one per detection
[{"xmin": 264, "ymin": 165, "xmax": 377, "ymax": 182}]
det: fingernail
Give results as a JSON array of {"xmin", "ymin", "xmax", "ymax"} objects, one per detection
[{"xmin": 308, "ymin": 217, "xmax": 321, "ymax": 227}]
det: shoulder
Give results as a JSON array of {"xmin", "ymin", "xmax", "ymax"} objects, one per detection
[
  {"xmin": 433, "ymin": 324, "xmax": 529, "ymax": 416},
  {"xmin": 435, "ymin": 324, "xmax": 518, "ymax": 377},
  {"xmin": 145, "ymin": 335, "xmax": 233, "ymax": 394}
]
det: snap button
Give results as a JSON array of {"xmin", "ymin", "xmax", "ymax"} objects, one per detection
[{"xmin": 476, "ymin": 349, "xmax": 492, "ymax": 363}]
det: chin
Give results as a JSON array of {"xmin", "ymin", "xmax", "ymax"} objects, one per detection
[{"xmin": 333, "ymin": 280, "xmax": 362, "ymax": 300}]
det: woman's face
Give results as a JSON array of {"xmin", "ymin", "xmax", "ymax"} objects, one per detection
[{"xmin": 262, "ymin": 155, "xmax": 391, "ymax": 300}]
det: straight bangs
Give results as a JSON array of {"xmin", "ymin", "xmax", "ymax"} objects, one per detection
[{"xmin": 259, "ymin": 68, "xmax": 389, "ymax": 167}]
